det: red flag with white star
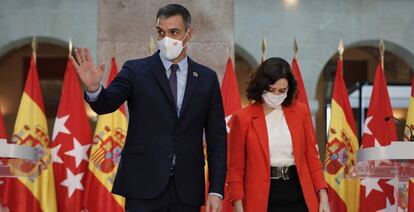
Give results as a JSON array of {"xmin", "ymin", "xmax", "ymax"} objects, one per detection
[
  {"xmin": 221, "ymin": 56, "xmax": 241, "ymax": 212},
  {"xmin": 50, "ymin": 57, "xmax": 92, "ymax": 211},
  {"xmin": 360, "ymin": 63, "xmax": 398, "ymax": 211}
]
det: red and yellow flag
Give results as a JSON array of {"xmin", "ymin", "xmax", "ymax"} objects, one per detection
[
  {"xmin": 50, "ymin": 57, "xmax": 92, "ymax": 211},
  {"xmin": 405, "ymin": 76, "xmax": 414, "ymax": 141},
  {"xmin": 83, "ymin": 57, "xmax": 126, "ymax": 211},
  {"xmin": 324, "ymin": 57, "xmax": 360, "ymax": 212},
  {"xmin": 360, "ymin": 63, "xmax": 397, "ymax": 211},
  {"xmin": 0, "ymin": 55, "xmax": 57, "ymax": 212}
]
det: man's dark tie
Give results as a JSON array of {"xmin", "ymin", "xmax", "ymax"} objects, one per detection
[
  {"xmin": 169, "ymin": 64, "xmax": 179, "ymax": 170},
  {"xmin": 169, "ymin": 64, "xmax": 178, "ymax": 106}
]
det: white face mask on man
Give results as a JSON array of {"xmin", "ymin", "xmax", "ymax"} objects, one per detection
[
  {"xmin": 262, "ymin": 91, "xmax": 287, "ymax": 109},
  {"xmin": 158, "ymin": 30, "xmax": 189, "ymax": 61}
]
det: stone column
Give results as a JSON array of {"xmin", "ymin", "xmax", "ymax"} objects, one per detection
[{"xmin": 98, "ymin": 0, "xmax": 234, "ymax": 83}]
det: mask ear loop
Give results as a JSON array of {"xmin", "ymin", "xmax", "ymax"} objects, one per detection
[{"xmin": 182, "ymin": 29, "xmax": 190, "ymax": 48}]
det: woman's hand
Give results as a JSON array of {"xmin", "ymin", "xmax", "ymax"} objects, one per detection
[
  {"xmin": 233, "ymin": 199, "xmax": 244, "ymax": 212},
  {"xmin": 318, "ymin": 189, "xmax": 330, "ymax": 212}
]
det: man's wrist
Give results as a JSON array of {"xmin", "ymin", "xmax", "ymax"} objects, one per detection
[
  {"xmin": 208, "ymin": 192, "xmax": 223, "ymax": 200},
  {"xmin": 86, "ymin": 85, "xmax": 100, "ymax": 93}
]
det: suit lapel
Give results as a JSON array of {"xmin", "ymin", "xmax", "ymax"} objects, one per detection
[
  {"xmin": 251, "ymin": 103, "xmax": 270, "ymax": 168},
  {"xmin": 150, "ymin": 52, "xmax": 177, "ymax": 111},
  {"xmin": 283, "ymin": 105, "xmax": 302, "ymax": 162},
  {"xmin": 179, "ymin": 57, "xmax": 198, "ymax": 117}
]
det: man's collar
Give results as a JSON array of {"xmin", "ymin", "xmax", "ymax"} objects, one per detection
[{"xmin": 159, "ymin": 53, "xmax": 188, "ymax": 71}]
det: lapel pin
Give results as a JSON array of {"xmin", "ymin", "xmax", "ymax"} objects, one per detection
[{"xmin": 193, "ymin": 72, "xmax": 198, "ymax": 77}]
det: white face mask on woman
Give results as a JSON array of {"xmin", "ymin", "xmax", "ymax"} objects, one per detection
[
  {"xmin": 158, "ymin": 30, "xmax": 189, "ymax": 61},
  {"xmin": 262, "ymin": 91, "xmax": 287, "ymax": 109}
]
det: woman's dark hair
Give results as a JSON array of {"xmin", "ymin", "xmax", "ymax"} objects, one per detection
[
  {"xmin": 157, "ymin": 4, "xmax": 192, "ymax": 29},
  {"xmin": 246, "ymin": 57, "xmax": 298, "ymax": 106}
]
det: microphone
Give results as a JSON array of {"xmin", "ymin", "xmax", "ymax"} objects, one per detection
[{"xmin": 385, "ymin": 116, "xmax": 414, "ymax": 141}]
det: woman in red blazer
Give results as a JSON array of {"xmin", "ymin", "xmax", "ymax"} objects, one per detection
[{"xmin": 227, "ymin": 57, "xmax": 330, "ymax": 212}]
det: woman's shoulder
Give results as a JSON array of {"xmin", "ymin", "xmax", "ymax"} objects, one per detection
[
  {"xmin": 232, "ymin": 103, "xmax": 259, "ymax": 119},
  {"xmin": 285, "ymin": 101, "xmax": 309, "ymax": 114}
]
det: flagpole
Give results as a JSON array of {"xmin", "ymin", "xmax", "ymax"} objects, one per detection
[
  {"xmin": 148, "ymin": 36, "xmax": 155, "ymax": 56},
  {"xmin": 261, "ymin": 37, "xmax": 267, "ymax": 63},
  {"xmin": 293, "ymin": 38, "xmax": 298, "ymax": 60},
  {"xmin": 31, "ymin": 36, "xmax": 37, "ymax": 62},
  {"xmin": 379, "ymin": 39, "xmax": 385, "ymax": 70},
  {"xmin": 68, "ymin": 39, "xmax": 73, "ymax": 57},
  {"xmin": 338, "ymin": 38, "xmax": 344, "ymax": 61}
]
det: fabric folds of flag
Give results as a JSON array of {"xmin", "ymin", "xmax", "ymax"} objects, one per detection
[
  {"xmin": 0, "ymin": 56, "xmax": 57, "ymax": 212},
  {"xmin": 408, "ymin": 178, "xmax": 414, "ymax": 212},
  {"xmin": 324, "ymin": 58, "xmax": 360, "ymax": 212},
  {"xmin": 0, "ymin": 109, "xmax": 6, "ymax": 140},
  {"xmin": 50, "ymin": 57, "xmax": 92, "ymax": 211},
  {"xmin": 291, "ymin": 57, "xmax": 310, "ymax": 110},
  {"xmin": 360, "ymin": 63, "xmax": 398, "ymax": 211},
  {"xmin": 221, "ymin": 57, "xmax": 241, "ymax": 212},
  {"xmin": 83, "ymin": 56, "xmax": 126, "ymax": 212},
  {"xmin": 0, "ymin": 108, "xmax": 8, "ymax": 208}
]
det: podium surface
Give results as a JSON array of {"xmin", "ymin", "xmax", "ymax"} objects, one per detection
[
  {"xmin": 0, "ymin": 139, "xmax": 39, "ymax": 177},
  {"xmin": 348, "ymin": 141, "xmax": 414, "ymax": 181}
]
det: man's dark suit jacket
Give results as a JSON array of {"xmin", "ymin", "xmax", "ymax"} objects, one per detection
[{"xmin": 85, "ymin": 52, "xmax": 227, "ymax": 206}]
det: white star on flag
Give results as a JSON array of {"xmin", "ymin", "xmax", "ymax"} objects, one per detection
[
  {"xmin": 363, "ymin": 116, "xmax": 373, "ymax": 136},
  {"xmin": 373, "ymin": 139, "xmax": 392, "ymax": 166},
  {"xmin": 53, "ymin": 115, "xmax": 71, "ymax": 141},
  {"xmin": 361, "ymin": 178, "xmax": 383, "ymax": 197},
  {"xmin": 60, "ymin": 168, "xmax": 84, "ymax": 198},
  {"xmin": 51, "ymin": 144, "xmax": 63, "ymax": 164},
  {"xmin": 377, "ymin": 197, "xmax": 396, "ymax": 212},
  {"xmin": 65, "ymin": 137, "xmax": 91, "ymax": 168}
]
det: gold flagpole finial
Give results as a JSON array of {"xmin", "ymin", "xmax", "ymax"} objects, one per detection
[
  {"xmin": 68, "ymin": 38, "xmax": 73, "ymax": 56},
  {"xmin": 31, "ymin": 36, "xmax": 37, "ymax": 61},
  {"xmin": 293, "ymin": 38, "xmax": 298, "ymax": 59},
  {"xmin": 148, "ymin": 36, "xmax": 155, "ymax": 55},
  {"xmin": 338, "ymin": 38, "xmax": 344, "ymax": 59},
  {"xmin": 261, "ymin": 37, "xmax": 267, "ymax": 62},
  {"xmin": 379, "ymin": 39, "xmax": 385, "ymax": 69}
]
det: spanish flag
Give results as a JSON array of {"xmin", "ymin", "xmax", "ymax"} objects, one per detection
[
  {"xmin": 0, "ymin": 55, "xmax": 57, "ymax": 212},
  {"xmin": 324, "ymin": 57, "xmax": 360, "ymax": 212},
  {"xmin": 83, "ymin": 56, "xmax": 126, "ymax": 211}
]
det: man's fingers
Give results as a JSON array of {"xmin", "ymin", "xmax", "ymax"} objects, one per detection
[
  {"xmin": 68, "ymin": 55, "xmax": 79, "ymax": 70},
  {"xmin": 99, "ymin": 64, "xmax": 105, "ymax": 74},
  {"xmin": 74, "ymin": 48, "xmax": 83, "ymax": 64},
  {"xmin": 79, "ymin": 48, "xmax": 87, "ymax": 64},
  {"xmin": 212, "ymin": 203, "xmax": 221, "ymax": 212},
  {"xmin": 85, "ymin": 48, "xmax": 93, "ymax": 63},
  {"xmin": 205, "ymin": 201, "xmax": 211, "ymax": 212}
]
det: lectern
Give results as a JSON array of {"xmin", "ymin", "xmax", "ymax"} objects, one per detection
[
  {"xmin": 0, "ymin": 139, "xmax": 39, "ymax": 178},
  {"xmin": 348, "ymin": 142, "xmax": 414, "ymax": 211}
]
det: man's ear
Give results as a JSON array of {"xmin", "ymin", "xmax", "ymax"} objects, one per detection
[{"xmin": 186, "ymin": 28, "xmax": 194, "ymax": 42}]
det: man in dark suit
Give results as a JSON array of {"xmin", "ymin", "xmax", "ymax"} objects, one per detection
[{"xmin": 74, "ymin": 4, "xmax": 227, "ymax": 212}]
